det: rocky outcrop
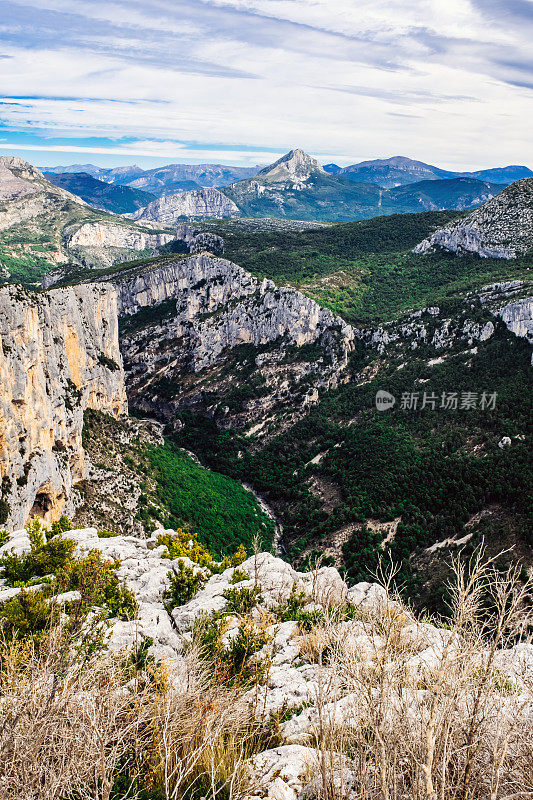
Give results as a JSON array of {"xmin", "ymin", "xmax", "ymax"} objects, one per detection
[
  {"xmin": 101, "ymin": 253, "xmax": 354, "ymax": 428},
  {"xmin": 0, "ymin": 157, "xmax": 42, "ymax": 203},
  {"xmin": 466, "ymin": 280, "xmax": 533, "ymax": 361},
  {"xmin": 111, "ymin": 254, "xmax": 354, "ymax": 368},
  {"xmin": 414, "ymin": 178, "xmax": 533, "ymax": 258},
  {"xmin": 66, "ymin": 221, "xmax": 175, "ymax": 267},
  {"xmin": 497, "ymin": 296, "xmax": 533, "ymax": 343},
  {"xmin": 0, "ymin": 283, "xmax": 127, "ymax": 529},
  {"xmin": 174, "ymin": 223, "xmax": 224, "ymax": 256},
  {"xmin": 129, "ymin": 188, "xmax": 240, "ymax": 222}
]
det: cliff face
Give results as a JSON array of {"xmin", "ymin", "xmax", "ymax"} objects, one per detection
[
  {"xmin": 103, "ymin": 253, "xmax": 354, "ymax": 429},
  {"xmin": 414, "ymin": 178, "xmax": 533, "ymax": 258},
  {"xmin": 129, "ymin": 187, "xmax": 241, "ymax": 222},
  {"xmin": 0, "ymin": 283, "xmax": 127, "ymax": 529},
  {"xmin": 0, "ymin": 157, "xmax": 180, "ymax": 284},
  {"xmin": 66, "ymin": 221, "xmax": 176, "ymax": 268}
]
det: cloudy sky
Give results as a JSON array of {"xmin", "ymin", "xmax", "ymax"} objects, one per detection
[{"xmin": 0, "ymin": 0, "xmax": 532, "ymax": 169}]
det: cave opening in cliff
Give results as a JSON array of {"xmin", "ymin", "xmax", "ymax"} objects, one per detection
[
  {"xmin": 30, "ymin": 492, "xmax": 53, "ymax": 519},
  {"xmin": 29, "ymin": 488, "xmax": 61, "ymax": 522}
]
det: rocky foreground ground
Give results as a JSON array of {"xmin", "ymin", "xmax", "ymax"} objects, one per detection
[{"xmin": 1, "ymin": 525, "xmax": 531, "ymax": 800}]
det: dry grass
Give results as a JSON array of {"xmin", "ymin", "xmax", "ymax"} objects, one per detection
[
  {"xmin": 0, "ymin": 549, "xmax": 531, "ymax": 800},
  {"xmin": 0, "ymin": 630, "xmax": 272, "ymax": 800},
  {"xmin": 302, "ymin": 553, "xmax": 533, "ymax": 800}
]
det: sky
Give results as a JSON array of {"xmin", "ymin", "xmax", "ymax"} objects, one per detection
[{"xmin": 0, "ymin": 0, "xmax": 532, "ymax": 171}]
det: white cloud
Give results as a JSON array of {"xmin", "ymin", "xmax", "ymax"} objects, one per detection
[{"xmin": 1, "ymin": 0, "xmax": 532, "ymax": 169}]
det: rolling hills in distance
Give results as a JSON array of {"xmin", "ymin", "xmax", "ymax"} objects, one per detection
[{"xmin": 41, "ymin": 150, "xmax": 525, "ymax": 222}]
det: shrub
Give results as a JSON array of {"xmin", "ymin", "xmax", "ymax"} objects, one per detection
[
  {"xmin": 222, "ymin": 586, "xmax": 262, "ymax": 615},
  {"xmin": 275, "ymin": 584, "xmax": 325, "ymax": 631},
  {"xmin": 0, "ymin": 589, "xmax": 59, "ymax": 640},
  {"xmin": 0, "ymin": 529, "xmax": 8, "ymax": 546},
  {"xmin": 55, "ymin": 550, "xmax": 137, "ymax": 621},
  {"xmin": 230, "ymin": 567, "xmax": 249, "ymax": 584},
  {"xmin": 0, "ymin": 532, "xmax": 75, "ymax": 586},
  {"xmin": 0, "ymin": 499, "xmax": 10, "ymax": 525},
  {"xmin": 157, "ymin": 528, "xmax": 214, "ymax": 568},
  {"xmin": 163, "ymin": 560, "xmax": 207, "ymax": 610},
  {"xmin": 194, "ymin": 613, "xmax": 268, "ymax": 687},
  {"xmin": 225, "ymin": 620, "xmax": 268, "ymax": 685},
  {"xmin": 97, "ymin": 529, "xmax": 120, "ymax": 538},
  {"xmin": 50, "ymin": 515, "xmax": 72, "ymax": 537},
  {"xmin": 230, "ymin": 544, "xmax": 247, "ymax": 566}
]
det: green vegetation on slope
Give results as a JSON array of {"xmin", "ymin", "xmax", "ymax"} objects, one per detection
[
  {"xmin": 80, "ymin": 410, "xmax": 274, "ymax": 558},
  {"xmin": 144, "ymin": 442, "xmax": 274, "ymax": 557},
  {"xmin": 172, "ymin": 321, "xmax": 533, "ymax": 610},
  {"xmin": 214, "ymin": 212, "xmax": 533, "ymax": 323}
]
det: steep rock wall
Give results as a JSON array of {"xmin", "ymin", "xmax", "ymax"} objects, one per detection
[
  {"xmin": 111, "ymin": 253, "xmax": 354, "ymax": 371},
  {"xmin": 0, "ymin": 283, "xmax": 127, "ymax": 528},
  {"xmin": 95, "ymin": 253, "xmax": 354, "ymax": 429}
]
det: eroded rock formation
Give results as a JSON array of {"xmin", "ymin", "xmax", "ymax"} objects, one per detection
[
  {"xmin": 129, "ymin": 187, "xmax": 240, "ymax": 222},
  {"xmin": 414, "ymin": 178, "xmax": 533, "ymax": 258},
  {"xmin": 99, "ymin": 253, "xmax": 355, "ymax": 428},
  {"xmin": 0, "ymin": 283, "xmax": 127, "ymax": 528}
]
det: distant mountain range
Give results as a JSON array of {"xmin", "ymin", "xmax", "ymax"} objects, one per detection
[
  {"xmin": 323, "ymin": 156, "xmax": 532, "ymax": 188},
  {"xmin": 40, "ymin": 150, "xmax": 530, "ymax": 222},
  {"xmin": 44, "ymin": 171, "xmax": 156, "ymax": 214},
  {"xmin": 43, "ymin": 155, "xmax": 531, "ymax": 194},
  {"xmin": 219, "ymin": 150, "xmax": 504, "ymax": 222},
  {"xmin": 43, "ymin": 162, "xmax": 261, "ymax": 196}
]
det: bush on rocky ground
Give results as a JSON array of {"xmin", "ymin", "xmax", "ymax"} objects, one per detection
[{"xmin": 0, "ymin": 517, "xmax": 531, "ymax": 800}]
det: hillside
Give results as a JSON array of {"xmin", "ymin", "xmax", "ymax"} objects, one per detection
[
  {"xmin": 220, "ymin": 151, "xmax": 506, "ymax": 222},
  {"xmin": 338, "ymin": 156, "xmax": 532, "ymax": 188},
  {"xmin": 415, "ymin": 177, "xmax": 533, "ymax": 258},
  {"xmin": 129, "ymin": 187, "xmax": 241, "ymax": 222},
  {"xmin": 0, "ymin": 157, "xmax": 178, "ymax": 286},
  {"xmin": 210, "ymin": 211, "xmax": 531, "ymax": 324},
  {"xmin": 44, "ymin": 171, "xmax": 156, "ymax": 213},
  {"xmin": 388, "ymin": 177, "xmax": 504, "ymax": 212}
]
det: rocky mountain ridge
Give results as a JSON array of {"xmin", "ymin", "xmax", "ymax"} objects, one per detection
[
  {"xmin": 125, "ymin": 162, "xmax": 261, "ymax": 197},
  {"xmin": 0, "ymin": 282, "xmax": 127, "ymax": 529},
  {"xmin": 221, "ymin": 151, "xmax": 507, "ymax": 223},
  {"xmin": 100, "ymin": 252, "xmax": 355, "ymax": 428},
  {"xmin": 414, "ymin": 178, "xmax": 533, "ymax": 258},
  {"xmin": 0, "ymin": 157, "xmax": 181, "ymax": 283},
  {"xmin": 129, "ymin": 187, "xmax": 241, "ymax": 223}
]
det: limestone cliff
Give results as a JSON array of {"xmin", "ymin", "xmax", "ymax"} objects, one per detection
[
  {"xmin": 129, "ymin": 187, "xmax": 240, "ymax": 222},
  {"xmin": 0, "ymin": 157, "xmax": 178, "ymax": 283},
  {"xmin": 66, "ymin": 221, "xmax": 176, "ymax": 268},
  {"xmin": 92, "ymin": 253, "xmax": 354, "ymax": 429},
  {"xmin": 414, "ymin": 178, "xmax": 533, "ymax": 258},
  {"xmin": 0, "ymin": 283, "xmax": 127, "ymax": 528}
]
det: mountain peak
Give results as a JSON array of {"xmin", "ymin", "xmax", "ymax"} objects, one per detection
[{"xmin": 258, "ymin": 149, "xmax": 325, "ymax": 180}]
